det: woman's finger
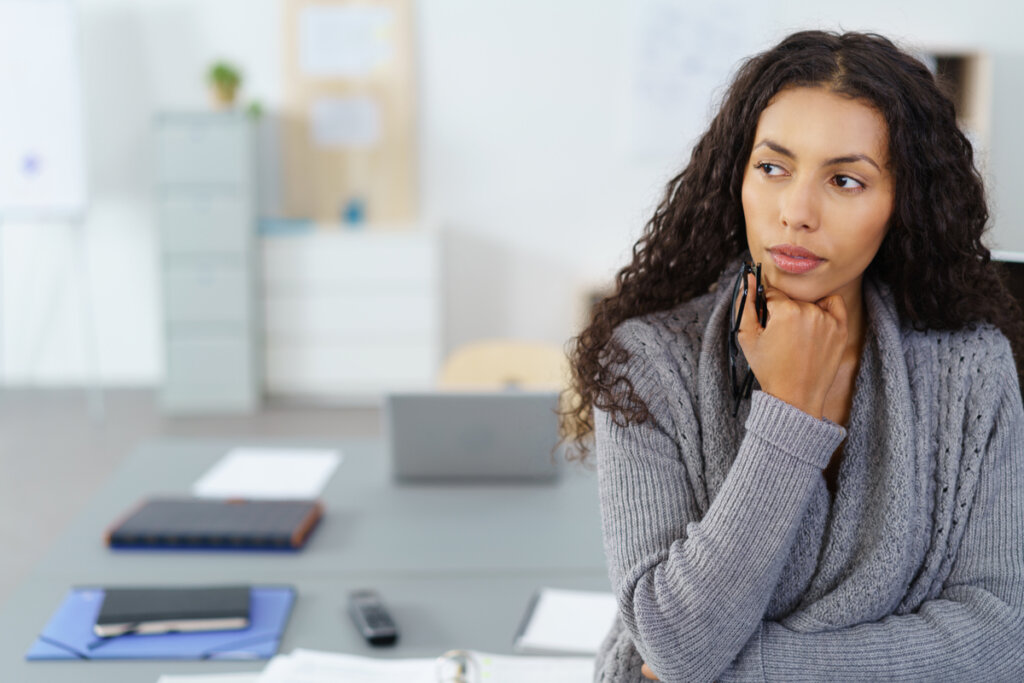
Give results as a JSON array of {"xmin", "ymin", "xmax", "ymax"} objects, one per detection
[
  {"xmin": 816, "ymin": 292, "xmax": 848, "ymax": 328},
  {"xmin": 641, "ymin": 662, "xmax": 660, "ymax": 680}
]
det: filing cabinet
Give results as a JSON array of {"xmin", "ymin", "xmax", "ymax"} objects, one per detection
[{"xmin": 155, "ymin": 112, "xmax": 260, "ymax": 412}]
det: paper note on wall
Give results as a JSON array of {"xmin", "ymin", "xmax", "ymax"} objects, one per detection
[
  {"xmin": 310, "ymin": 96, "xmax": 381, "ymax": 148},
  {"xmin": 299, "ymin": 5, "xmax": 394, "ymax": 78}
]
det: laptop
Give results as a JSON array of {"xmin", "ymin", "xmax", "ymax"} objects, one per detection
[{"xmin": 385, "ymin": 391, "xmax": 563, "ymax": 482}]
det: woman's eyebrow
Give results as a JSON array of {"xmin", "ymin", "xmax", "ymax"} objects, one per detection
[{"xmin": 753, "ymin": 138, "xmax": 881, "ymax": 172}]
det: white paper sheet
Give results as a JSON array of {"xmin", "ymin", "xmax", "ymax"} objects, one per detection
[
  {"xmin": 514, "ymin": 588, "xmax": 618, "ymax": 655},
  {"xmin": 310, "ymin": 96, "xmax": 381, "ymax": 148},
  {"xmin": 257, "ymin": 649, "xmax": 593, "ymax": 683},
  {"xmin": 473, "ymin": 652, "xmax": 594, "ymax": 683},
  {"xmin": 258, "ymin": 650, "xmax": 437, "ymax": 683},
  {"xmin": 192, "ymin": 448, "xmax": 341, "ymax": 500},
  {"xmin": 298, "ymin": 6, "xmax": 394, "ymax": 78}
]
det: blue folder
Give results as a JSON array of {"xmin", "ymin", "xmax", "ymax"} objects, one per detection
[{"xmin": 26, "ymin": 585, "xmax": 295, "ymax": 660}]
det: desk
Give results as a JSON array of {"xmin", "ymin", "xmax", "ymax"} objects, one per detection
[{"xmin": 0, "ymin": 438, "xmax": 609, "ymax": 681}]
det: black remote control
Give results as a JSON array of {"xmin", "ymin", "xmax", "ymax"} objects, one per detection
[{"xmin": 348, "ymin": 589, "xmax": 398, "ymax": 646}]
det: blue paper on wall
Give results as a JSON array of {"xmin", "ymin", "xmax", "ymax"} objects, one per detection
[{"xmin": 26, "ymin": 585, "xmax": 295, "ymax": 660}]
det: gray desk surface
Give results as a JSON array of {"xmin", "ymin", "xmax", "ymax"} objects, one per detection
[
  {"xmin": 1, "ymin": 437, "xmax": 611, "ymax": 681},
  {"xmin": 31, "ymin": 438, "xmax": 605, "ymax": 581}
]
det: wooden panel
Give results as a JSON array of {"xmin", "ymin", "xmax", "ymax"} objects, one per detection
[{"xmin": 281, "ymin": 0, "xmax": 416, "ymax": 223}]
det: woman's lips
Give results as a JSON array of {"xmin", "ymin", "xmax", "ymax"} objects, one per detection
[{"xmin": 769, "ymin": 245, "xmax": 825, "ymax": 274}]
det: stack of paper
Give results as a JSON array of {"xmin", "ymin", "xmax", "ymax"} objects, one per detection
[
  {"xmin": 514, "ymin": 588, "xmax": 618, "ymax": 655},
  {"xmin": 260, "ymin": 649, "xmax": 436, "ymax": 683},
  {"xmin": 157, "ymin": 648, "xmax": 594, "ymax": 683}
]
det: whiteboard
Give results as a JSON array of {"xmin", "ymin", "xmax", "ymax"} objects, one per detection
[
  {"xmin": 0, "ymin": 0, "xmax": 87, "ymax": 218},
  {"xmin": 628, "ymin": 0, "xmax": 760, "ymax": 161}
]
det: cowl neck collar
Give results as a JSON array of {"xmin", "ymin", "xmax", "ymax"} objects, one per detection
[
  {"xmin": 697, "ymin": 260, "xmax": 927, "ymax": 629},
  {"xmin": 781, "ymin": 274, "xmax": 927, "ymax": 630}
]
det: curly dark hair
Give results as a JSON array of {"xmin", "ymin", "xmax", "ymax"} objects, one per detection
[{"xmin": 562, "ymin": 29, "xmax": 1024, "ymax": 460}]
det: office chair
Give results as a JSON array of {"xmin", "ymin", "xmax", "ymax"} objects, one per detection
[{"xmin": 437, "ymin": 339, "xmax": 568, "ymax": 390}]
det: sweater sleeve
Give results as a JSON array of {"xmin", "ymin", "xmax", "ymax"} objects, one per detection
[
  {"xmin": 723, "ymin": 370, "xmax": 1024, "ymax": 682},
  {"xmin": 595, "ymin": 320, "xmax": 847, "ymax": 682}
]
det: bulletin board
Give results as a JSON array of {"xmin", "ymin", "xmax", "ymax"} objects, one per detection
[{"xmin": 282, "ymin": 0, "xmax": 417, "ymax": 224}]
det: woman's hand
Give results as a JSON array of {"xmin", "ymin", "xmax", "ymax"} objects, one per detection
[{"xmin": 735, "ymin": 272, "xmax": 848, "ymax": 419}]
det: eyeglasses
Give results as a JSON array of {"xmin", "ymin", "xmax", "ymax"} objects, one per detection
[{"xmin": 728, "ymin": 261, "xmax": 768, "ymax": 417}]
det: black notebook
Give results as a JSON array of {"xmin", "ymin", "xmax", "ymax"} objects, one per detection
[
  {"xmin": 94, "ymin": 586, "xmax": 251, "ymax": 638},
  {"xmin": 105, "ymin": 497, "xmax": 323, "ymax": 550}
]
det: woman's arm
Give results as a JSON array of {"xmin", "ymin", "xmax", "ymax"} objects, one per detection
[
  {"xmin": 718, "ymin": 371, "xmax": 1024, "ymax": 682},
  {"xmin": 597, "ymin": 320, "xmax": 846, "ymax": 682}
]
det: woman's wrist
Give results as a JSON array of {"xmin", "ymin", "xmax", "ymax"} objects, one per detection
[{"xmin": 758, "ymin": 383, "xmax": 825, "ymax": 420}]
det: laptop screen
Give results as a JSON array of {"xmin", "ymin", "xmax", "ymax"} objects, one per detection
[
  {"xmin": 993, "ymin": 252, "xmax": 1024, "ymax": 308},
  {"xmin": 385, "ymin": 391, "xmax": 562, "ymax": 483},
  {"xmin": 992, "ymin": 251, "xmax": 1024, "ymax": 391}
]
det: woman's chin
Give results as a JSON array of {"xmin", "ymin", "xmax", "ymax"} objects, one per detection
[
  {"xmin": 779, "ymin": 288, "xmax": 822, "ymax": 303},
  {"xmin": 763, "ymin": 272, "xmax": 830, "ymax": 303}
]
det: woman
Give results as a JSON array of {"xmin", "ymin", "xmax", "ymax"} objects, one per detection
[{"xmin": 563, "ymin": 31, "xmax": 1024, "ymax": 682}]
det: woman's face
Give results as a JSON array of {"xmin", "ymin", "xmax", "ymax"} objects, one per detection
[{"xmin": 741, "ymin": 86, "xmax": 894, "ymax": 304}]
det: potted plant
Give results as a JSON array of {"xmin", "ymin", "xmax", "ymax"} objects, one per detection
[{"xmin": 208, "ymin": 61, "xmax": 242, "ymax": 109}]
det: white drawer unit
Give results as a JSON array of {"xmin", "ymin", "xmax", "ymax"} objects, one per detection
[
  {"xmin": 262, "ymin": 229, "xmax": 441, "ymax": 401},
  {"xmin": 265, "ymin": 343, "xmax": 437, "ymax": 396},
  {"xmin": 263, "ymin": 290, "xmax": 434, "ymax": 341},
  {"xmin": 155, "ymin": 112, "xmax": 260, "ymax": 413}
]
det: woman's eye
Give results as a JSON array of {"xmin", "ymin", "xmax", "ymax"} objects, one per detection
[
  {"xmin": 756, "ymin": 162, "xmax": 784, "ymax": 176},
  {"xmin": 833, "ymin": 174, "xmax": 864, "ymax": 190}
]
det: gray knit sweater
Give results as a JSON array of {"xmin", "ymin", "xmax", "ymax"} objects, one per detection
[{"xmin": 593, "ymin": 264, "xmax": 1024, "ymax": 682}]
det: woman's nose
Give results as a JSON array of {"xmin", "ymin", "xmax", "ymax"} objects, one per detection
[{"xmin": 779, "ymin": 177, "xmax": 820, "ymax": 231}]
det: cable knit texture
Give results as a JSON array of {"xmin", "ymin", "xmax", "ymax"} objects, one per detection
[{"xmin": 593, "ymin": 262, "xmax": 1024, "ymax": 682}]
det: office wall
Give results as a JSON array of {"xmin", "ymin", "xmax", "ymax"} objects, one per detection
[{"xmin": 1, "ymin": 0, "xmax": 1021, "ymax": 385}]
